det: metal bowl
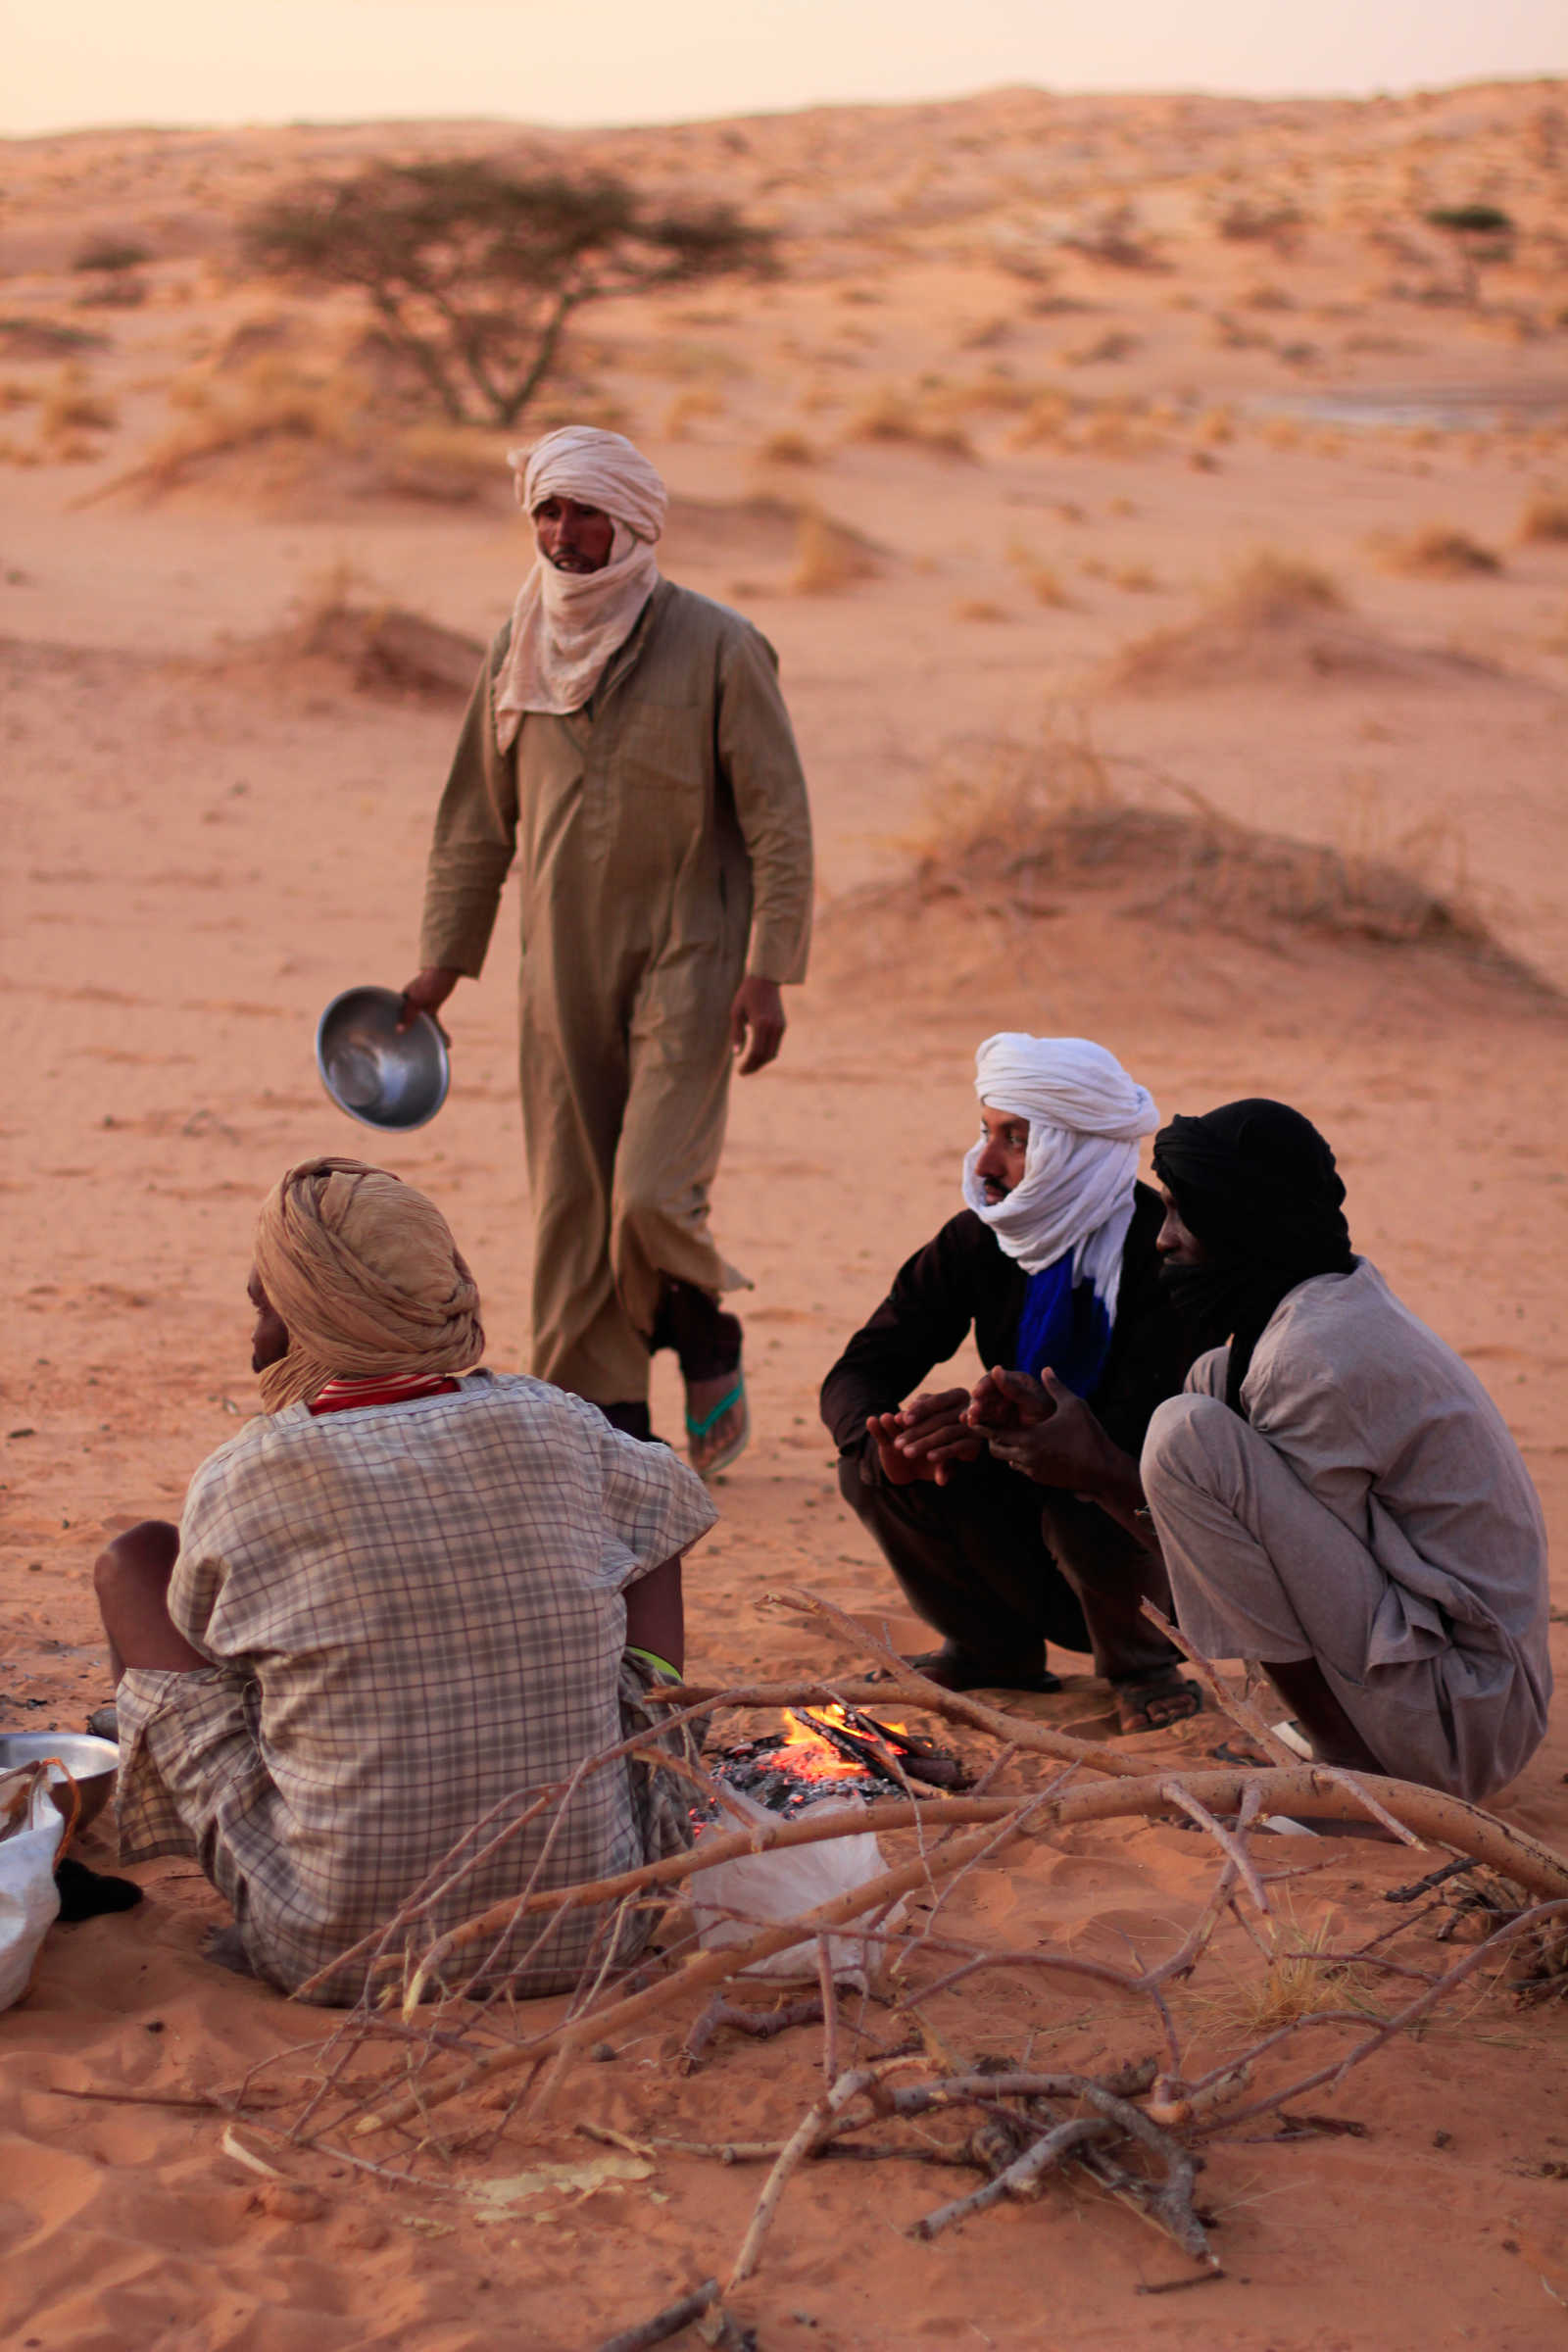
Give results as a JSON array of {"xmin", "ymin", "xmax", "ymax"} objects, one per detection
[
  {"xmin": 316, "ymin": 985, "xmax": 450, "ymax": 1132},
  {"xmin": 0, "ymin": 1732, "xmax": 120, "ymax": 1830}
]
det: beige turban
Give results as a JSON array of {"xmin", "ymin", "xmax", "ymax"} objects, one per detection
[
  {"xmin": 253, "ymin": 1157, "xmax": 484, "ymax": 1413},
  {"xmin": 492, "ymin": 424, "xmax": 667, "ymax": 750}
]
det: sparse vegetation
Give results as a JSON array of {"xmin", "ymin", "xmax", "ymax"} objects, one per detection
[
  {"xmin": 875, "ymin": 726, "xmax": 1525, "ymax": 972},
  {"xmin": 73, "ymin": 235, "xmax": 150, "ymax": 274},
  {"xmin": 789, "ymin": 507, "xmax": 879, "ymax": 595},
  {"xmin": 1004, "ymin": 538, "xmax": 1071, "ymax": 608},
  {"xmin": 37, "ymin": 365, "xmax": 117, "ymax": 438},
  {"xmin": 846, "ymin": 388, "xmax": 975, "ymax": 460},
  {"xmin": 244, "ymin": 159, "xmax": 773, "ymax": 428},
  {"xmin": 1517, "ymin": 494, "xmax": 1568, "ymax": 545},
  {"xmin": 756, "ymin": 429, "xmax": 815, "ymax": 466},
  {"xmin": 1379, "ymin": 524, "xmax": 1502, "ymax": 578},
  {"xmin": 1425, "ymin": 203, "xmax": 1514, "ymax": 305}
]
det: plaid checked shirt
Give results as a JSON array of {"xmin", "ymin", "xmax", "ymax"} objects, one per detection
[{"xmin": 116, "ymin": 1373, "xmax": 716, "ymax": 2003}]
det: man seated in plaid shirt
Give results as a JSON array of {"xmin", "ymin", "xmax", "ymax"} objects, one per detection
[{"xmin": 94, "ymin": 1156, "xmax": 716, "ymax": 2004}]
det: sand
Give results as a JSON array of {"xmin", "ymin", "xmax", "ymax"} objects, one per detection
[{"xmin": 3, "ymin": 76, "xmax": 1568, "ymax": 2350}]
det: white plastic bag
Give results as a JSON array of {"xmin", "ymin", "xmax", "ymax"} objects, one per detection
[
  {"xmin": 0, "ymin": 1767, "xmax": 65, "ymax": 2013},
  {"xmin": 689, "ymin": 1788, "xmax": 901, "ymax": 1988}
]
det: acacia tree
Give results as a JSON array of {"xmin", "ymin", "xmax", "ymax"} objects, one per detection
[
  {"xmin": 243, "ymin": 158, "xmax": 774, "ymax": 428},
  {"xmin": 1424, "ymin": 203, "xmax": 1514, "ymax": 306}
]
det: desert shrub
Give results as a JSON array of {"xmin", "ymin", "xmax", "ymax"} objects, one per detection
[
  {"xmin": 1378, "ymin": 524, "xmax": 1502, "ymax": 578},
  {"xmin": 662, "ymin": 388, "xmax": 724, "ymax": 438},
  {"xmin": 105, "ymin": 357, "xmax": 367, "ymax": 496},
  {"xmin": 756, "ymin": 429, "xmax": 815, "ymax": 466},
  {"xmin": 1215, "ymin": 551, "xmax": 1347, "ymax": 620},
  {"xmin": 1216, "ymin": 200, "xmax": 1303, "ymax": 245},
  {"xmin": 789, "ymin": 508, "xmax": 879, "ymax": 595},
  {"xmin": 38, "ymin": 366, "xmax": 117, "ymax": 436},
  {"xmin": 888, "ymin": 729, "xmax": 1511, "ymax": 963},
  {"xmin": 846, "ymin": 388, "xmax": 974, "ymax": 460},
  {"xmin": 1060, "ymin": 329, "xmax": 1140, "ymax": 366},
  {"xmin": 1517, "ymin": 494, "xmax": 1568, "ymax": 545},
  {"xmin": 953, "ymin": 598, "xmax": 1010, "ymax": 623},
  {"xmin": 1004, "ymin": 539, "xmax": 1071, "ymax": 608},
  {"xmin": 73, "ymin": 235, "xmax": 150, "ymax": 274}
]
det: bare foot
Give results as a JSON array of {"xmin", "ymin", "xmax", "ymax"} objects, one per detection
[{"xmin": 1113, "ymin": 1675, "xmax": 1203, "ymax": 1736}]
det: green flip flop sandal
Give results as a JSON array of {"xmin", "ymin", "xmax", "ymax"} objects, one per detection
[{"xmin": 685, "ymin": 1371, "xmax": 750, "ymax": 1481}]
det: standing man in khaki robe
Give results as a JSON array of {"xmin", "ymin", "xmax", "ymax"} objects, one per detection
[{"xmin": 401, "ymin": 426, "xmax": 813, "ymax": 1474}]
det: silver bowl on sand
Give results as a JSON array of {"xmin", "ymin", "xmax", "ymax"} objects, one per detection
[
  {"xmin": 316, "ymin": 985, "xmax": 450, "ymax": 1133},
  {"xmin": 0, "ymin": 1732, "xmax": 120, "ymax": 1830}
]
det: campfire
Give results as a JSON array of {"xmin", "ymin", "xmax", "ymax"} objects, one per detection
[{"xmin": 706, "ymin": 1700, "xmax": 969, "ymax": 1817}]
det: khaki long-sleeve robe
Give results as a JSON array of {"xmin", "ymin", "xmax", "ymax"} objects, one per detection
[{"xmin": 419, "ymin": 579, "xmax": 813, "ymax": 1403}]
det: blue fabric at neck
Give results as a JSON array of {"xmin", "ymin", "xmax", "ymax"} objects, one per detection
[{"xmin": 1013, "ymin": 1250, "xmax": 1112, "ymax": 1396}]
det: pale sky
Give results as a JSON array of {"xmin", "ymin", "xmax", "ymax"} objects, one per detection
[{"xmin": 5, "ymin": 0, "xmax": 1565, "ymax": 137}]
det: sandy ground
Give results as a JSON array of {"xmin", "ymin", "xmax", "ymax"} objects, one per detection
[{"xmin": 4, "ymin": 78, "xmax": 1568, "ymax": 2351}]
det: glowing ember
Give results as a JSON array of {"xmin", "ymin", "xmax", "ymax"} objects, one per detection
[{"xmin": 703, "ymin": 1703, "xmax": 966, "ymax": 1820}]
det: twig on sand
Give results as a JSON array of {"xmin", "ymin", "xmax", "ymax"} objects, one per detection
[
  {"xmin": 680, "ymin": 1993, "xmax": 824, "ymax": 2074},
  {"xmin": 1135, "ymin": 2271, "xmax": 1229, "ymax": 2297},
  {"xmin": 727, "ymin": 2057, "xmax": 930, "ymax": 2289},
  {"xmin": 1138, "ymin": 1600, "xmax": 1298, "ymax": 1766},
  {"xmin": 909, "ymin": 2115, "xmax": 1115, "ymax": 2238},
  {"xmin": 591, "ymin": 2278, "xmax": 720, "ymax": 2352}
]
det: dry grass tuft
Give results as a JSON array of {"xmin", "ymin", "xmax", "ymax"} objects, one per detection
[
  {"xmin": 953, "ymin": 598, "xmax": 1011, "ymax": 623},
  {"xmin": 109, "ymin": 357, "xmax": 366, "ymax": 497},
  {"xmin": 1517, "ymin": 493, "xmax": 1568, "ymax": 546},
  {"xmin": 1200, "ymin": 1911, "xmax": 1378, "ymax": 2042},
  {"xmin": 1004, "ymin": 538, "xmax": 1072, "ymax": 608},
  {"xmin": 1217, "ymin": 550, "xmax": 1347, "ymax": 622},
  {"xmin": 280, "ymin": 565, "xmax": 486, "ymax": 700},
  {"xmin": 1378, "ymin": 523, "xmax": 1503, "ymax": 578},
  {"xmin": 38, "ymin": 364, "xmax": 117, "ymax": 437},
  {"xmin": 789, "ymin": 507, "xmax": 880, "ymax": 596},
  {"xmin": 855, "ymin": 724, "xmax": 1536, "ymax": 982},
  {"xmin": 756, "ymin": 428, "xmax": 816, "ymax": 466},
  {"xmin": 846, "ymin": 388, "xmax": 975, "ymax": 461},
  {"xmin": 663, "ymin": 388, "xmax": 724, "ymax": 439}
]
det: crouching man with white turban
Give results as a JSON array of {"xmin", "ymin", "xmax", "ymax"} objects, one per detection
[
  {"xmin": 94, "ymin": 1157, "xmax": 714, "ymax": 2001},
  {"xmin": 821, "ymin": 1035, "xmax": 1203, "ymax": 1735},
  {"xmin": 401, "ymin": 426, "xmax": 814, "ymax": 1480}
]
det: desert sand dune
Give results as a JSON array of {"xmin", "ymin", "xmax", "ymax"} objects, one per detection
[{"xmin": 3, "ymin": 77, "xmax": 1568, "ymax": 2350}]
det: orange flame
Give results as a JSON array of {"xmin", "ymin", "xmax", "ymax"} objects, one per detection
[{"xmin": 775, "ymin": 1703, "xmax": 912, "ymax": 1784}]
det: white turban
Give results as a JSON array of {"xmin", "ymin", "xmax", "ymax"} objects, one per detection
[
  {"xmin": 960, "ymin": 1033, "xmax": 1160, "ymax": 1321},
  {"xmin": 492, "ymin": 426, "xmax": 668, "ymax": 750}
]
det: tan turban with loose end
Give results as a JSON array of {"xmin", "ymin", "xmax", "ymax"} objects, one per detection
[
  {"xmin": 253, "ymin": 1157, "xmax": 484, "ymax": 1413},
  {"xmin": 492, "ymin": 424, "xmax": 668, "ymax": 750}
]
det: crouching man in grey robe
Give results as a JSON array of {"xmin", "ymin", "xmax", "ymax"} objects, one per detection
[{"xmin": 975, "ymin": 1099, "xmax": 1548, "ymax": 1803}]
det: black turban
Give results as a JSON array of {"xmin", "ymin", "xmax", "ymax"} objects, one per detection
[{"xmin": 1152, "ymin": 1100, "xmax": 1354, "ymax": 1410}]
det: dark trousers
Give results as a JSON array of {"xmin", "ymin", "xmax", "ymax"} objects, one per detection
[{"xmin": 838, "ymin": 1452, "xmax": 1181, "ymax": 1687}]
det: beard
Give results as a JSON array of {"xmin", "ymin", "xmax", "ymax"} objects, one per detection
[{"xmin": 1157, "ymin": 1257, "xmax": 1261, "ymax": 1352}]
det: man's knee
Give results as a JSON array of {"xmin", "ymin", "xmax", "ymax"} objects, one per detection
[
  {"xmin": 94, "ymin": 1519, "xmax": 180, "ymax": 1605},
  {"xmin": 1142, "ymin": 1392, "xmax": 1237, "ymax": 1508}
]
